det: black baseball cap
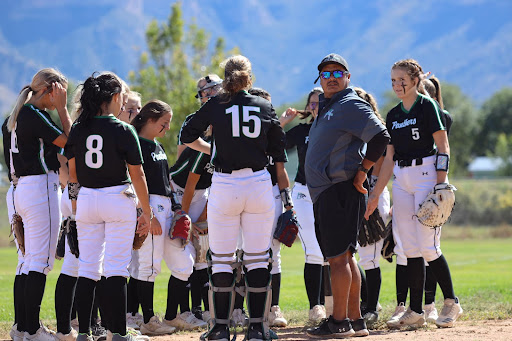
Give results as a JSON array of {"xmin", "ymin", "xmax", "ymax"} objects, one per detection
[{"xmin": 317, "ymin": 53, "xmax": 349, "ymax": 72}]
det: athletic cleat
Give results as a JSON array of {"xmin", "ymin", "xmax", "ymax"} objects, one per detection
[
  {"xmin": 11, "ymin": 324, "xmax": 25, "ymax": 341},
  {"xmin": 351, "ymin": 318, "xmax": 369, "ymax": 337},
  {"xmin": 110, "ymin": 332, "xmax": 149, "ymax": 341},
  {"xmin": 387, "ymin": 307, "xmax": 426, "ymax": 329},
  {"xmin": 106, "ymin": 329, "xmax": 146, "ymax": 341},
  {"xmin": 308, "ymin": 304, "xmax": 327, "ymax": 323},
  {"xmin": 386, "ymin": 302, "xmax": 406, "ymax": 326},
  {"xmin": 232, "ymin": 308, "xmax": 249, "ymax": 327},
  {"xmin": 269, "ymin": 305, "xmax": 287, "ymax": 327},
  {"xmin": 377, "ymin": 302, "xmax": 383, "ymax": 312},
  {"xmin": 424, "ymin": 303, "xmax": 439, "ymax": 323},
  {"xmin": 246, "ymin": 324, "xmax": 272, "ymax": 341},
  {"xmin": 76, "ymin": 334, "xmax": 94, "ymax": 341},
  {"xmin": 192, "ymin": 306, "xmax": 203, "ymax": 320},
  {"xmin": 202, "ymin": 311, "xmax": 212, "ymax": 323},
  {"xmin": 204, "ymin": 324, "xmax": 229, "ymax": 341},
  {"xmin": 24, "ymin": 324, "xmax": 58, "ymax": 341},
  {"xmin": 125, "ymin": 313, "xmax": 143, "ymax": 330},
  {"xmin": 140, "ymin": 315, "xmax": 176, "ymax": 335},
  {"xmin": 435, "ymin": 297, "xmax": 463, "ymax": 328},
  {"xmin": 90, "ymin": 324, "xmax": 107, "ymax": 341},
  {"xmin": 363, "ymin": 311, "xmax": 379, "ymax": 329},
  {"xmin": 70, "ymin": 319, "xmax": 79, "ymax": 332},
  {"xmin": 306, "ymin": 316, "xmax": 355, "ymax": 338},
  {"xmin": 163, "ymin": 311, "xmax": 207, "ymax": 330},
  {"xmin": 55, "ymin": 329, "xmax": 78, "ymax": 341}
]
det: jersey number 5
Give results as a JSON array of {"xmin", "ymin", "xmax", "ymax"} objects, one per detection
[
  {"xmin": 411, "ymin": 128, "xmax": 420, "ymax": 140},
  {"xmin": 226, "ymin": 105, "xmax": 262, "ymax": 138},
  {"xmin": 85, "ymin": 135, "xmax": 103, "ymax": 169}
]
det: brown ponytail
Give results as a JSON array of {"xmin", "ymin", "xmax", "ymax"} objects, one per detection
[{"xmin": 391, "ymin": 59, "xmax": 427, "ymax": 95}]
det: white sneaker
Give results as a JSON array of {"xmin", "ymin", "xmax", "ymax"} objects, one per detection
[
  {"xmin": 55, "ymin": 329, "xmax": 78, "ymax": 341},
  {"xmin": 106, "ymin": 329, "xmax": 147, "ymax": 341},
  {"xmin": 139, "ymin": 315, "xmax": 175, "ymax": 335},
  {"xmin": 436, "ymin": 297, "xmax": 463, "ymax": 328},
  {"xmin": 232, "ymin": 308, "xmax": 248, "ymax": 327},
  {"xmin": 377, "ymin": 302, "xmax": 383, "ymax": 312},
  {"xmin": 163, "ymin": 311, "xmax": 207, "ymax": 330},
  {"xmin": 424, "ymin": 303, "xmax": 439, "ymax": 323},
  {"xmin": 388, "ymin": 307, "xmax": 426, "ymax": 328},
  {"xmin": 11, "ymin": 324, "xmax": 24, "ymax": 341},
  {"xmin": 269, "ymin": 306, "xmax": 287, "ymax": 327},
  {"xmin": 386, "ymin": 302, "xmax": 406, "ymax": 326},
  {"xmin": 202, "ymin": 311, "xmax": 211, "ymax": 323},
  {"xmin": 110, "ymin": 332, "xmax": 149, "ymax": 341},
  {"xmin": 309, "ymin": 304, "xmax": 327, "ymax": 323},
  {"xmin": 24, "ymin": 324, "xmax": 58, "ymax": 341},
  {"xmin": 125, "ymin": 314, "xmax": 142, "ymax": 330}
]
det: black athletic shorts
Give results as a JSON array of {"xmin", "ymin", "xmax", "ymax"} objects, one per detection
[{"xmin": 313, "ymin": 180, "xmax": 367, "ymax": 259}]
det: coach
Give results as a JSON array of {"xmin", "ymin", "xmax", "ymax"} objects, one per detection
[{"xmin": 305, "ymin": 53, "xmax": 390, "ymax": 338}]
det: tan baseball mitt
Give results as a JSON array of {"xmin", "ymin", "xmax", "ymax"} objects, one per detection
[{"xmin": 416, "ymin": 183, "xmax": 457, "ymax": 228}]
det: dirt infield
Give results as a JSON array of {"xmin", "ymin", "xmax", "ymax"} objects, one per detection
[{"xmin": 151, "ymin": 319, "xmax": 512, "ymax": 341}]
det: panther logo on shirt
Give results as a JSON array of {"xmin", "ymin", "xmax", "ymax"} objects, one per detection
[
  {"xmin": 324, "ymin": 110, "xmax": 334, "ymax": 120},
  {"xmin": 176, "ymin": 189, "xmax": 184, "ymax": 196},
  {"xmin": 297, "ymin": 192, "xmax": 306, "ymax": 200},
  {"xmin": 158, "ymin": 205, "xmax": 164, "ymax": 212},
  {"xmin": 305, "ymin": 136, "xmax": 309, "ymax": 144}
]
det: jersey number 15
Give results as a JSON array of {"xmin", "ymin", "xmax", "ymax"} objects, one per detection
[{"xmin": 226, "ymin": 105, "xmax": 262, "ymax": 138}]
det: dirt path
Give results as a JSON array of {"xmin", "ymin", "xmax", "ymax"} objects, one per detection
[{"xmin": 152, "ymin": 319, "xmax": 512, "ymax": 341}]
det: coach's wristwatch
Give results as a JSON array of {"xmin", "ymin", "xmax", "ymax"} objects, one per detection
[{"xmin": 358, "ymin": 164, "xmax": 369, "ymax": 174}]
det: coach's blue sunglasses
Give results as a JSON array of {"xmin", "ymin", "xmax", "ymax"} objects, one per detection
[{"xmin": 320, "ymin": 70, "xmax": 349, "ymax": 80}]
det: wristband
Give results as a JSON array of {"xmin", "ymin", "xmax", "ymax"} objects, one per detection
[
  {"xmin": 280, "ymin": 188, "xmax": 293, "ymax": 208},
  {"xmin": 358, "ymin": 164, "xmax": 369, "ymax": 174},
  {"xmin": 170, "ymin": 191, "xmax": 182, "ymax": 211},
  {"xmin": 435, "ymin": 153, "xmax": 449, "ymax": 172},
  {"xmin": 68, "ymin": 182, "xmax": 81, "ymax": 201}
]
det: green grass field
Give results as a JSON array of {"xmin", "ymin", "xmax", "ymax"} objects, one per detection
[{"xmin": 0, "ymin": 235, "xmax": 511, "ymax": 336}]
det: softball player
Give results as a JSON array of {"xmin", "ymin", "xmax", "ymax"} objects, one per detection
[
  {"xmin": 8, "ymin": 68, "xmax": 71, "ymax": 341},
  {"xmin": 278, "ymin": 88, "xmax": 327, "ymax": 323},
  {"xmin": 181, "ymin": 55, "xmax": 286, "ymax": 341},
  {"xmin": 366, "ymin": 59, "xmax": 462, "ymax": 328},
  {"xmin": 118, "ymin": 91, "xmax": 142, "ymax": 124},
  {"xmin": 168, "ymin": 135, "xmax": 213, "ymax": 327},
  {"xmin": 3, "ymin": 116, "xmax": 27, "ymax": 341},
  {"xmin": 65, "ymin": 72, "xmax": 152, "ymax": 341}
]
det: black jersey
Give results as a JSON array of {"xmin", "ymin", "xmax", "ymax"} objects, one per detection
[
  {"xmin": 65, "ymin": 115, "xmax": 143, "ymax": 188},
  {"xmin": 180, "ymin": 91, "xmax": 285, "ymax": 172},
  {"xmin": 11, "ymin": 104, "xmax": 63, "ymax": 177},
  {"xmin": 169, "ymin": 141, "xmax": 213, "ymax": 190},
  {"xmin": 266, "ymin": 151, "xmax": 288, "ymax": 186},
  {"xmin": 177, "ymin": 113, "xmax": 196, "ymax": 145},
  {"xmin": 285, "ymin": 123, "xmax": 311, "ymax": 185},
  {"xmin": 139, "ymin": 137, "xmax": 172, "ymax": 197},
  {"xmin": 386, "ymin": 94, "xmax": 445, "ymax": 160},
  {"xmin": 2, "ymin": 117, "xmax": 12, "ymax": 182}
]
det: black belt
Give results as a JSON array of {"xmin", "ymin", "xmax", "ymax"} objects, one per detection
[
  {"xmin": 396, "ymin": 157, "xmax": 423, "ymax": 168},
  {"xmin": 214, "ymin": 166, "xmax": 265, "ymax": 174}
]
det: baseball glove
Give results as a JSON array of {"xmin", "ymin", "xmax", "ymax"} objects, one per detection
[
  {"xmin": 65, "ymin": 217, "xmax": 80, "ymax": 258},
  {"xmin": 55, "ymin": 219, "xmax": 67, "ymax": 260},
  {"xmin": 381, "ymin": 220, "xmax": 395, "ymax": 263},
  {"xmin": 358, "ymin": 208, "xmax": 388, "ymax": 247},
  {"xmin": 274, "ymin": 209, "xmax": 300, "ymax": 247},
  {"xmin": 416, "ymin": 183, "xmax": 457, "ymax": 228},
  {"xmin": 133, "ymin": 208, "xmax": 147, "ymax": 250},
  {"xmin": 169, "ymin": 210, "xmax": 192, "ymax": 246},
  {"xmin": 192, "ymin": 221, "xmax": 209, "ymax": 263},
  {"xmin": 11, "ymin": 213, "xmax": 25, "ymax": 256}
]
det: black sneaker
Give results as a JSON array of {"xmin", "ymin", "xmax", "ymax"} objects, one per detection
[
  {"xmin": 306, "ymin": 316, "xmax": 355, "ymax": 338},
  {"xmin": 351, "ymin": 318, "xmax": 369, "ymax": 337},
  {"xmin": 363, "ymin": 311, "xmax": 379, "ymax": 328},
  {"xmin": 91, "ymin": 323, "xmax": 107, "ymax": 341},
  {"xmin": 192, "ymin": 306, "xmax": 203, "ymax": 320},
  {"xmin": 205, "ymin": 324, "xmax": 229, "ymax": 341},
  {"xmin": 246, "ymin": 324, "xmax": 275, "ymax": 341}
]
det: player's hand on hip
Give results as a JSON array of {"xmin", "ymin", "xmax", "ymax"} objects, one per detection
[
  {"xmin": 353, "ymin": 171, "xmax": 368, "ymax": 194},
  {"xmin": 365, "ymin": 194, "xmax": 378, "ymax": 220},
  {"xmin": 136, "ymin": 213, "xmax": 151, "ymax": 236},
  {"xmin": 150, "ymin": 216, "xmax": 162, "ymax": 235},
  {"xmin": 51, "ymin": 82, "xmax": 68, "ymax": 112}
]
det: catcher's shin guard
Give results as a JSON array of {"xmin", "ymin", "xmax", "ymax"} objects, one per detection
[
  {"xmin": 201, "ymin": 250, "xmax": 240, "ymax": 341},
  {"xmin": 242, "ymin": 250, "xmax": 276, "ymax": 340}
]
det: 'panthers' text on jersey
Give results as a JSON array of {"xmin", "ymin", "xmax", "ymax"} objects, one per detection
[
  {"xmin": 180, "ymin": 91, "xmax": 286, "ymax": 172},
  {"xmin": 65, "ymin": 116, "xmax": 143, "ymax": 188},
  {"xmin": 169, "ymin": 138, "xmax": 213, "ymax": 190},
  {"xmin": 11, "ymin": 104, "xmax": 63, "ymax": 177},
  {"xmin": 139, "ymin": 137, "xmax": 172, "ymax": 197},
  {"xmin": 386, "ymin": 94, "xmax": 445, "ymax": 160},
  {"xmin": 285, "ymin": 123, "xmax": 311, "ymax": 185}
]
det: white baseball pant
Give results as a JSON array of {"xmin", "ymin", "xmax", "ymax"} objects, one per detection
[
  {"xmin": 208, "ymin": 169, "xmax": 274, "ymax": 274},
  {"xmin": 270, "ymin": 184, "xmax": 283, "ymax": 275},
  {"xmin": 392, "ymin": 155, "xmax": 442, "ymax": 262},
  {"xmin": 75, "ymin": 184, "xmax": 136, "ymax": 281},
  {"xmin": 14, "ymin": 172, "xmax": 61, "ymax": 275},
  {"xmin": 359, "ymin": 186, "xmax": 391, "ymax": 270},
  {"xmin": 292, "ymin": 182, "xmax": 324, "ymax": 265}
]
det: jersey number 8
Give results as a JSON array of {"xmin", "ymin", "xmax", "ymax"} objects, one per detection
[
  {"xmin": 85, "ymin": 135, "xmax": 103, "ymax": 169},
  {"xmin": 226, "ymin": 105, "xmax": 262, "ymax": 138}
]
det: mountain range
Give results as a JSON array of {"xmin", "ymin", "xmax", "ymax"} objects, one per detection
[{"xmin": 0, "ymin": 0, "xmax": 511, "ymax": 114}]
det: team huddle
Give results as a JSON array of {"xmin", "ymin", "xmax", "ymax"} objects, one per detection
[{"xmin": 4, "ymin": 53, "xmax": 460, "ymax": 341}]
